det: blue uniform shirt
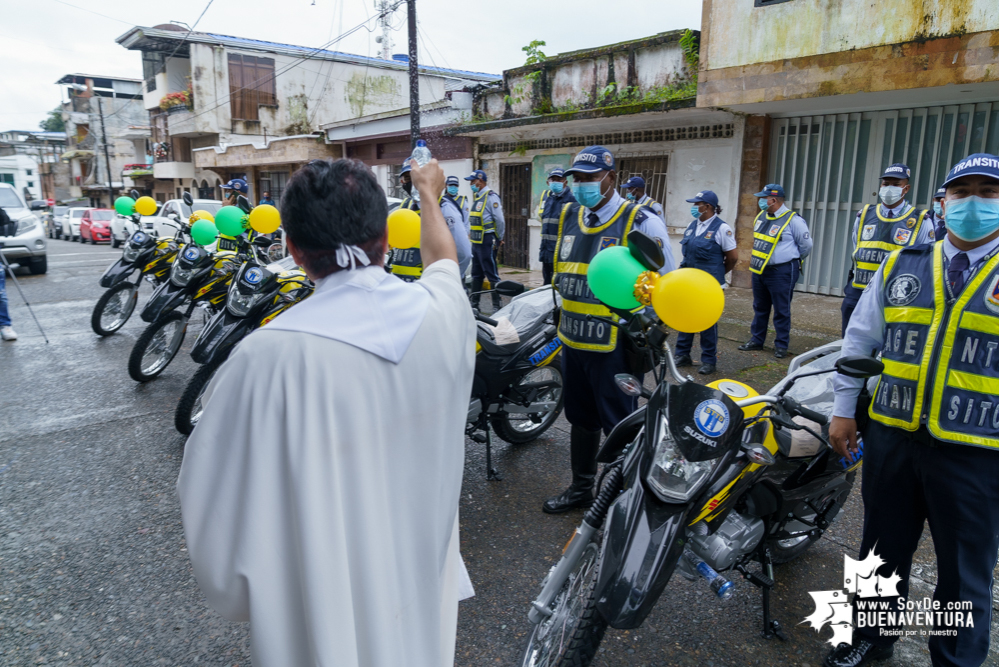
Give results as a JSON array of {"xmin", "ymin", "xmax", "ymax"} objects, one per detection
[
  {"xmin": 480, "ymin": 188, "xmax": 505, "ymax": 241},
  {"xmin": 440, "ymin": 197, "xmax": 471, "ymax": 276},
  {"xmin": 587, "ymin": 191, "xmax": 675, "ymax": 273},
  {"xmin": 767, "ymin": 204, "xmax": 812, "ymax": 265},
  {"xmin": 832, "ymin": 234, "xmax": 999, "ymax": 419},
  {"xmin": 637, "ymin": 194, "xmax": 665, "ymax": 219}
]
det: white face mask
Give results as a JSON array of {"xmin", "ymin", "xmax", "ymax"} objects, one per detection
[{"xmin": 879, "ymin": 185, "xmax": 904, "ymax": 207}]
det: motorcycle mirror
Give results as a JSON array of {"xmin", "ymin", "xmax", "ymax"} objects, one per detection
[
  {"xmin": 236, "ymin": 195, "xmax": 252, "ymax": 214},
  {"xmin": 741, "ymin": 442, "xmax": 776, "ymax": 466},
  {"xmin": 835, "ymin": 355, "xmax": 885, "ymax": 378},
  {"xmin": 614, "ymin": 373, "xmax": 648, "ymax": 398},
  {"xmin": 182, "ymin": 192, "xmax": 194, "ymax": 207},
  {"xmin": 626, "ymin": 229, "xmax": 665, "ymax": 272},
  {"xmin": 129, "ymin": 189, "xmax": 140, "ymax": 200},
  {"xmin": 494, "ymin": 280, "xmax": 526, "ymax": 297},
  {"xmin": 253, "ymin": 236, "xmax": 273, "ymax": 247}
]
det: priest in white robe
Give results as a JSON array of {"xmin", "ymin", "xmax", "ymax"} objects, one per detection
[{"xmin": 177, "ymin": 157, "xmax": 476, "ymax": 667}]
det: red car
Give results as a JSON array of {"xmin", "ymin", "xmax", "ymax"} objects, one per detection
[{"xmin": 80, "ymin": 209, "xmax": 115, "ymax": 244}]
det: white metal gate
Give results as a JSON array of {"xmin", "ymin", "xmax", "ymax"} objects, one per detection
[{"xmin": 769, "ymin": 102, "xmax": 999, "ymax": 295}]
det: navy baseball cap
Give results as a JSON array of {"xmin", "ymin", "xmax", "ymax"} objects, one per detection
[
  {"xmin": 941, "ymin": 153, "xmax": 999, "ymax": 187},
  {"xmin": 464, "ymin": 169, "xmax": 487, "ymax": 182},
  {"xmin": 400, "ymin": 158, "xmax": 412, "ymax": 175},
  {"xmin": 754, "ymin": 183, "xmax": 785, "ymax": 198},
  {"xmin": 934, "ymin": 186, "xmax": 947, "ymax": 200},
  {"xmin": 881, "ymin": 163, "xmax": 912, "ymax": 180},
  {"xmin": 445, "ymin": 175, "xmax": 459, "ymax": 186},
  {"xmin": 623, "ymin": 176, "xmax": 646, "ymax": 189},
  {"xmin": 548, "ymin": 168, "xmax": 566, "ymax": 179},
  {"xmin": 220, "ymin": 178, "xmax": 248, "ymax": 194},
  {"xmin": 565, "ymin": 146, "xmax": 615, "ymax": 175},
  {"xmin": 686, "ymin": 190, "xmax": 720, "ymax": 208}
]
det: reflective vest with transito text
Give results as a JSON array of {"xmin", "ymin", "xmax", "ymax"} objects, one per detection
[
  {"xmin": 469, "ymin": 189, "xmax": 497, "ymax": 244},
  {"xmin": 750, "ymin": 209, "xmax": 796, "ymax": 274},
  {"xmin": 851, "ymin": 203, "xmax": 928, "ymax": 289}
]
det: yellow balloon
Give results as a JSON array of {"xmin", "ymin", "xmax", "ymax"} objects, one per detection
[
  {"xmin": 191, "ymin": 209, "xmax": 215, "ymax": 223},
  {"xmin": 387, "ymin": 208, "xmax": 421, "ymax": 249},
  {"xmin": 134, "ymin": 196, "xmax": 158, "ymax": 216},
  {"xmin": 249, "ymin": 204, "xmax": 281, "ymax": 234},
  {"xmin": 651, "ymin": 268, "xmax": 725, "ymax": 333}
]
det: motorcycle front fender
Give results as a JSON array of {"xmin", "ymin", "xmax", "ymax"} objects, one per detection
[
  {"xmin": 191, "ymin": 310, "xmax": 251, "ymax": 365},
  {"xmin": 594, "ymin": 471, "xmax": 692, "ymax": 630},
  {"xmin": 140, "ymin": 280, "xmax": 187, "ymax": 323},
  {"xmin": 99, "ymin": 258, "xmax": 136, "ymax": 288}
]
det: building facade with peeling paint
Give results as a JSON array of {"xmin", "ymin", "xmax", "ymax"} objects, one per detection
[
  {"xmin": 115, "ymin": 23, "xmax": 498, "ymax": 207},
  {"xmin": 699, "ymin": 0, "xmax": 999, "ymax": 294},
  {"xmin": 451, "ymin": 31, "xmax": 744, "ymax": 272}
]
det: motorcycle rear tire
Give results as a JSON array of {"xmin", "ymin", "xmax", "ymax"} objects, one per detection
[
  {"xmin": 492, "ymin": 363, "xmax": 564, "ymax": 445},
  {"xmin": 128, "ymin": 311, "xmax": 186, "ymax": 382},
  {"xmin": 767, "ymin": 474, "xmax": 855, "ymax": 564},
  {"xmin": 519, "ymin": 537, "xmax": 606, "ymax": 667},
  {"xmin": 91, "ymin": 282, "xmax": 138, "ymax": 336},
  {"xmin": 175, "ymin": 354, "xmax": 228, "ymax": 436}
]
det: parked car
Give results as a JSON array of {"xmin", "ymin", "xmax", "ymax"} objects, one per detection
[
  {"xmin": 48, "ymin": 205, "xmax": 68, "ymax": 239},
  {"xmin": 62, "ymin": 207, "xmax": 91, "ymax": 241},
  {"xmin": 145, "ymin": 198, "xmax": 223, "ymax": 238},
  {"xmin": 0, "ymin": 184, "xmax": 47, "ymax": 274},
  {"xmin": 80, "ymin": 209, "xmax": 115, "ymax": 244},
  {"xmin": 110, "ymin": 213, "xmax": 142, "ymax": 248}
]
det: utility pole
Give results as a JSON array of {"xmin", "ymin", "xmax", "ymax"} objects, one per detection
[
  {"xmin": 407, "ymin": 0, "xmax": 419, "ymax": 148},
  {"xmin": 96, "ymin": 97, "xmax": 115, "ymax": 204},
  {"xmin": 375, "ymin": 0, "xmax": 393, "ymax": 61}
]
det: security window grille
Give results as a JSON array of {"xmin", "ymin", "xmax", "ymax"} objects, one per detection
[
  {"xmin": 228, "ymin": 54, "xmax": 276, "ymax": 121},
  {"xmin": 500, "ymin": 163, "xmax": 533, "ymax": 270},
  {"xmin": 616, "ymin": 156, "xmax": 669, "ymax": 212},
  {"xmin": 479, "ymin": 125, "xmax": 733, "ymax": 155},
  {"xmin": 258, "ymin": 171, "xmax": 288, "ymax": 206},
  {"xmin": 768, "ymin": 102, "xmax": 999, "ymax": 295}
]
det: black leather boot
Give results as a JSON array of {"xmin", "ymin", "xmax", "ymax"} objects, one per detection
[
  {"xmin": 471, "ymin": 278, "xmax": 484, "ymax": 310},
  {"xmin": 543, "ymin": 426, "xmax": 601, "ymax": 514}
]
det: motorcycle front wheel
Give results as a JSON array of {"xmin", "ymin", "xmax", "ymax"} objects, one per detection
[
  {"xmin": 174, "ymin": 354, "xmax": 227, "ymax": 435},
  {"xmin": 91, "ymin": 282, "xmax": 138, "ymax": 336},
  {"xmin": 492, "ymin": 364, "xmax": 564, "ymax": 445},
  {"xmin": 519, "ymin": 537, "xmax": 607, "ymax": 667},
  {"xmin": 128, "ymin": 311, "xmax": 187, "ymax": 382}
]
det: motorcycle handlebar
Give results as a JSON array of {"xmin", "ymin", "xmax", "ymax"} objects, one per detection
[
  {"xmin": 475, "ymin": 311, "xmax": 499, "ymax": 327},
  {"xmin": 782, "ymin": 396, "xmax": 829, "ymax": 426}
]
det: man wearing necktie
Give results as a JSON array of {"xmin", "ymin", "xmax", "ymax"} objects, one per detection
[
  {"xmin": 543, "ymin": 146, "xmax": 674, "ymax": 514},
  {"xmin": 824, "ymin": 153, "xmax": 999, "ymax": 667}
]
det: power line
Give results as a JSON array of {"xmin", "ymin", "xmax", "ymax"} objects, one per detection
[
  {"xmin": 158, "ymin": 0, "xmax": 218, "ymax": 74},
  {"xmin": 48, "ymin": 0, "xmax": 134, "ymax": 25}
]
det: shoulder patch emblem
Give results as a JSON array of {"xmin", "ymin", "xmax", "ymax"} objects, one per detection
[
  {"xmin": 893, "ymin": 228, "xmax": 912, "ymax": 245},
  {"xmin": 862, "ymin": 224, "xmax": 876, "ymax": 241},
  {"xmin": 599, "ymin": 236, "xmax": 619, "ymax": 250},
  {"xmin": 493, "ymin": 202, "xmax": 499, "ymax": 208},
  {"xmin": 984, "ymin": 275, "xmax": 999, "ymax": 315},
  {"xmin": 560, "ymin": 235, "xmax": 575, "ymax": 260},
  {"xmin": 886, "ymin": 273, "xmax": 921, "ymax": 306},
  {"xmin": 726, "ymin": 229, "xmax": 733, "ymax": 236}
]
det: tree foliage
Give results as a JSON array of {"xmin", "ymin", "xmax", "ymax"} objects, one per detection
[{"xmin": 39, "ymin": 107, "xmax": 65, "ymax": 132}]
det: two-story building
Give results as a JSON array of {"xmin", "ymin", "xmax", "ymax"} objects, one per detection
[
  {"xmin": 0, "ymin": 130, "xmax": 67, "ymax": 202},
  {"xmin": 116, "ymin": 23, "xmax": 499, "ymax": 206},
  {"xmin": 698, "ymin": 0, "xmax": 999, "ymax": 293}
]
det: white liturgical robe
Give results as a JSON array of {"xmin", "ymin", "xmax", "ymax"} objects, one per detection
[{"xmin": 177, "ymin": 259, "xmax": 476, "ymax": 667}]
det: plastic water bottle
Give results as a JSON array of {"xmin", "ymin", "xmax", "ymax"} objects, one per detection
[
  {"xmin": 683, "ymin": 550, "xmax": 735, "ymax": 599},
  {"xmin": 410, "ymin": 140, "xmax": 431, "ymax": 203}
]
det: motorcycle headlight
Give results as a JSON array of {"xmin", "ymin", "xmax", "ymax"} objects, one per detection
[
  {"xmin": 16, "ymin": 214, "xmax": 39, "ymax": 235},
  {"xmin": 123, "ymin": 246, "xmax": 140, "ymax": 262},
  {"xmin": 170, "ymin": 260, "xmax": 196, "ymax": 286},
  {"xmin": 226, "ymin": 288, "xmax": 267, "ymax": 317},
  {"xmin": 646, "ymin": 414, "xmax": 715, "ymax": 503}
]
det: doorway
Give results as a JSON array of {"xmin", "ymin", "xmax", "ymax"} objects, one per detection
[{"xmin": 499, "ymin": 163, "xmax": 532, "ymax": 269}]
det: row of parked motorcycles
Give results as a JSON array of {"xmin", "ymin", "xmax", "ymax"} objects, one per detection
[{"xmin": 90, "ymin": 191, "xmax": 313, "ymax": 435}]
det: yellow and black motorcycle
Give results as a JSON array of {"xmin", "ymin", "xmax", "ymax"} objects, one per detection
[{"xmin": 174, "ymin": 256, "xmax": 313, "ymax": 434}]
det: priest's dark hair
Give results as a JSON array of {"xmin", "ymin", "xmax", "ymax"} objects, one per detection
[{"xmin": 281, "ymin": 158, "xmax": 388, "ymax": 278}]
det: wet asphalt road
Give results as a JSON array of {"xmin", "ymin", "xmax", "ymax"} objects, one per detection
[{"xmin": 1, "ymin": 240, "xmax": 995, "ymax": 666}]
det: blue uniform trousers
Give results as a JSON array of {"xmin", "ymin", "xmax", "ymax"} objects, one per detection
[
  {"xmin": 0, "ymin": 267, "xmax": 10, "ymax": 328},
  {"xmin": 749, "ymin": 260, "xmax": 799, "ymax": 350},
  {"xmin": 855, "ymin": 420, "xmax": 999, "ymax": 666},
  {"xmin": 561, "ymin": 344, "xmax": 638, "ymax": 436},
  {"xmin": 471, "ymin": 234, "xmax": 500, "ymax": 285},
  {"xmin": 674, "ymin": 324, "xmax": 718, "ymax": 366},
  {"xmin": 840, "ymin": 282, "xmax": 863, "ymax": 338}
]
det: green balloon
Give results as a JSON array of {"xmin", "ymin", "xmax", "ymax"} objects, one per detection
[
  {"xmin": 190, "ymin": 219, "xmax": 220, "ymax": 246},
  {"xmin": 215, "ymin": 206, "xmax": 246, "ymax": 237},
  {"xmin": 586, "ymin": 245, "xmax": 646, "ymax": 310},
  {"xmin": 114, "ymin": 196, "xmax": 136, "ymax": 216}
]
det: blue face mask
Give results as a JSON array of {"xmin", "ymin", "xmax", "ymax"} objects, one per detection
[
  {"xmin": 572, "ymin": 177, "xmax": 606, "ymax": 209},
  {"xmin": 549, "ymin": 182, "xmax": 564, "ymax": 195},
  {"xmin": 759, "ymin": 197, "xmax": 770, "ymax": 211},
  {"xmin": 470, "ymin": 183, "xmax": 480, "ymax": 194},
  {"xmin": 943, "ymin": 196, "xmax": 999, "ymax": 242},
  {"xmin": 626, "ymin": 192, "xmax": 636, "ymax": 201},
  {"xmin": 933, "ymin": 201, "xmax": 944, "ymax": 217},
  {"xmin": 447, "ymin": 185, "xmax": 458, "ymax": 197},
  {"xmin": 691, "ymin": 205, "xmax": 701, "ymax": 219}
]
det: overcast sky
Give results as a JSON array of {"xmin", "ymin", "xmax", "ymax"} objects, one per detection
[{"xmin": 1, "ymin": 0, "xmax": 703, "ymax": 131}]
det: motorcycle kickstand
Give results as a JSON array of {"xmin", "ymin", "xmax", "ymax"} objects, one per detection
[
  {"xmin": 736, "ymin": 547, "xmax": 787, "ymax": 642},
  {"xmin": 483, "ymin": 422, "xmax": 502, "ymax": 481}
]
